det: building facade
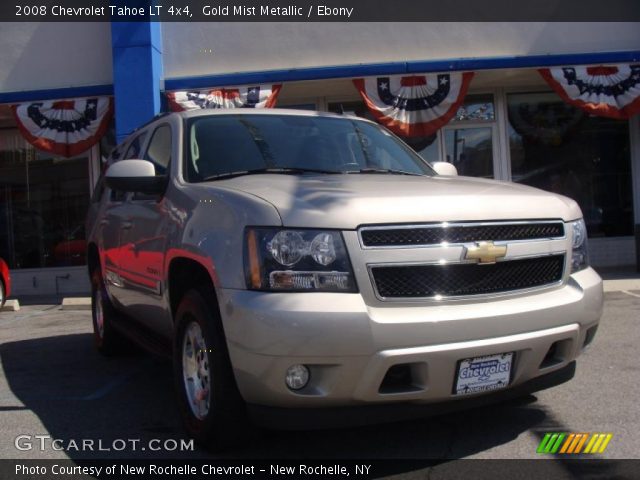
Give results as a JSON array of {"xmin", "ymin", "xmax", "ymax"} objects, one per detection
[{"xmin": 0, "ymin": 22, "xmax": 639, "ymax": 299}]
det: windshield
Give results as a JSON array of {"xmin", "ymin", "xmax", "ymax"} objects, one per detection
[{"xmin": 185, "ymin": 114, "xmax": 435, "ymax": 182}]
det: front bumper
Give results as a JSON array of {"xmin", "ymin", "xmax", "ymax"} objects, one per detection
[
  {"xmin": 218, "ymin": 267, "xmax": 602, "ymax": 409},
  {"xmin": 248, "ymin": 361, "xmax": 576, "ymax": 429}
]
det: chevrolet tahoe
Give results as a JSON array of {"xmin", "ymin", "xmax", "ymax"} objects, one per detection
[{"xmin": 86, "ymin": 109, "xmax": 603, "ymax": 447}]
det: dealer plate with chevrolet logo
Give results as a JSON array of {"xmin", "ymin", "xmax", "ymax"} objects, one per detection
[{"xmin": 454, "ymin": 352, "xmax": 514, "ymax": 395}]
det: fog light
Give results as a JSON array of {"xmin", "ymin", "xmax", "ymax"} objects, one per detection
[{"xmin": 285, "ymin": 364, "xmax": 310, "ymax": 391}]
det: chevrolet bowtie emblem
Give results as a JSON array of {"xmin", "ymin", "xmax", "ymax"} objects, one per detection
[{"xmin": 464, "ymin": 241, "xmax": 507, "ymax": 264}]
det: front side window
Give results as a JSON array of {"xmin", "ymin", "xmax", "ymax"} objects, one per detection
[
  {"xmin": 124, "ymin": 132, "xmax": 147, "ymax": 160},
  {"xmin": 186, "ymin": 114, "xmax": 434, "ymax": 182},
  {"xmin": 144, "ymin": 124, "xmax": 172, "ymax": 175},
  {"xmin": 128, "ymin": 124, "xmax": 172, "ymax": 201}
]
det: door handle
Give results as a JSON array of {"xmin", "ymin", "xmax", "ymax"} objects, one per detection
[
  {"xmin": 99, "ymin": 219, "xmax": 109, "ymax": 227},
  {"xmin": 122, "ymin": 221, "xmax": 133, "ymax": 230}
]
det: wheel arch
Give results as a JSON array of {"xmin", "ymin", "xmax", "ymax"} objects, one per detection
[{"xmin": 167, "ymin": 255, "xmax": 219, "ymax": 321}]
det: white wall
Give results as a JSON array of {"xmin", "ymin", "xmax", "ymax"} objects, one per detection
[
  {"xmin": 0, "ymin": 22, "xmax": 113, "ymax": 93},
  {"xmin": 1, "ymin": 22, "xmax": 637, "ymax": 92},
  {"xmin": 10, "ymin": 266, "xmax": 90, "ymax": 299},
  {"xmin": 163, "ymin": 22, "xmax": 640, "ymax": 79}
]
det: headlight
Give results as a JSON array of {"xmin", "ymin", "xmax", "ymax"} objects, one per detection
[
  {"xmin": 268, "ymin": 230, "xmax": 306, "ymax": 266},
  {"xmin": 245, "ymin": 228, "xmax": 357, "ymax": 292},
  {"xmin": 570, "ymin": 218, "xmax": 589, "ymax": 273}
]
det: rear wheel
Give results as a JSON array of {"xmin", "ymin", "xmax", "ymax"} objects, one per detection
[
  {"xmin": 173, "ymin": 287, "xmax": 249, "ymax": 449},
  {"xmin": 0, "ymin": 279, "xmax": 5, "ymax": 308},
  {"xmin": 91, "ymin": 269, "xmax": 126, "ymax": 355}
]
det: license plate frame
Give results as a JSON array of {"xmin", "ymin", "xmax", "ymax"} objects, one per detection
[{"xmin": 453, "ymin": 352, "xmax": 515, "ymax": 396}]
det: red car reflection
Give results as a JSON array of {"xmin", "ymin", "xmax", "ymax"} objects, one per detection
[
  {"xmin": 0, "ymin": 257, "xmax": 10, "ymax": 307},
  {"xmin": 53, "ymin": 239, "xmax": 87, "ymax": 266}
]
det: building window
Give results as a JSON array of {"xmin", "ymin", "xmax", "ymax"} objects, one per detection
[
  {"xmin": 0, "ymin": 129, "xmax": 90, "ymax": 269},
  {"xmin": 453, "ymin": 93, "xmax": 495, "ymax": 121},
  {"xmin": 328, "ymin": 94, "xmax": 498, "ymax": 174},
  {"xmin": 507, "ymin": 91, "xmax": 633, "ymax": 237},
  {"xmin": 440, "ymin": 93, "xmax": 496, "ymax": 178},
  {"xmin": 443, "ymin": 127, "xmax": 494, "ymax": 177}
]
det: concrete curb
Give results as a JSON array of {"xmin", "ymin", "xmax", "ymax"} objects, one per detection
[
  {"xmin": 603, "ymin": 279, "xmax": 640, "ymax": 293},
  {"xmin": 61, "ymin": 297, "xmax": 91, "ymax": 311},
  {"xmin": 0, "ymin": 299, "xmax": 20, "ymax": 312}
]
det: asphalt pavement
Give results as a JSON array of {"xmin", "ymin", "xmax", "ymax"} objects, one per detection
[{"xmin": 0, "ymin": 290, "xmax": 638, "ymax": 471}]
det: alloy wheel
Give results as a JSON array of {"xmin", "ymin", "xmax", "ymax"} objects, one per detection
[{"xmin": 182, "ymin": 321, "xmax": 211, "ymax": 420}]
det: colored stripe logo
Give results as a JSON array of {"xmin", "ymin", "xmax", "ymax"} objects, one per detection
[{"xmin": 537, "ymin": 433, "xmax": 613, "ymax": 454}]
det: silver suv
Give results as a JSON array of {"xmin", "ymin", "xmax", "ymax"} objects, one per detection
[{"xmin": 87, "ymin": 109, "xmax": 603, "ymax": 447}]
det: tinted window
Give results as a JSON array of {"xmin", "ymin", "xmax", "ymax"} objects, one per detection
[
  {"xmin": 144, "ymin": 125, "xmax": 172, "ymax": 175},
  {"xmin": 186, "ymin": 115, "xmax": 434, "ymax": 182},
  {"xmin": 124, "ymin": 132, "xmax": 147, "ymax": 160}
]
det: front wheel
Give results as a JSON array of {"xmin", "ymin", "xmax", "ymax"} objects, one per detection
[
  {"xmin": 91, "ymin": 269, "xmax": 126, "ymax": 355},
  {"xmin": 173, "ymin": 288, "xmax": 249, "ymax": 449}
]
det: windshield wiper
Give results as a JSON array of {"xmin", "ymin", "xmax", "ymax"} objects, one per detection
[
  {"xmin": 345, "ymin": 168, "xmax": 425, "ymax": 176},
  {"xmin": 202, "ymin": 167, "xmax": 343, "ymax": 181}
]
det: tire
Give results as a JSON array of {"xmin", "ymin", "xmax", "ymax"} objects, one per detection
[
  {"xmin": 173, "ymin": 287, "xmax": 249, "ymax": 449},
  {"xmin": 0, "ymin": 279, "xmax": 5, "ymax": 309},
  {"xmin": 91, "ymin": 269, "xmax": 126, "ymax": 355}
]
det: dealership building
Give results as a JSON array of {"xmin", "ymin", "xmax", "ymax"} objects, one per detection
[{"xmin": 0, "ymin": 21, "xmax": 639, "ymax": 299}]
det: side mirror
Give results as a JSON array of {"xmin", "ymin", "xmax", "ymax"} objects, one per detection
[
  {"xmin": 105, "ymin": 159, "xmax": 166, "ymax": 194},
  {"xmin": 432, "ymin": 161, "xmax": 458, "ymax": 176}
]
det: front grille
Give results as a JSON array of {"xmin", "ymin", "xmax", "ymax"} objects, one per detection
[
  {"xmin": 371, "ymin": 254, "xmax": 565, "ymax": 299},
  {"xmin": 361, "ymin": 222, "xmax": 565, "ymax": 247}
]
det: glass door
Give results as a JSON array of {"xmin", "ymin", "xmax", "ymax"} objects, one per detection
[
  {"xmin": 442, "ymin": 126, "xmax": 496, "ymax": 178},
  {"xmin": 440, "ymin": 94, "xmax": 498, "ymax": 178}
]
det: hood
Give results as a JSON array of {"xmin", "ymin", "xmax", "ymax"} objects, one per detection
[{"xmin": 217, "ymin": 174, "xmax": 582, "ymax": 229}]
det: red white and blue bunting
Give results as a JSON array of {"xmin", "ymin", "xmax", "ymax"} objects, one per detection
[
  {"xmin": 167, "ymin": 84, "xmax": 282, "ymax": 111},
  {"xmin": 353, "ymin": 72, "xmax": 474, "ymax": 137},
  {"xmin": 539, "ymin": 64, "xmax": 640, "ymax": 119},
  {"xmin": 12, "ymin": 97, "xmax": 113, "ymax": 158}
]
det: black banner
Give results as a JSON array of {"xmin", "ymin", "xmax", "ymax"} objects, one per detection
[
  {"xmin": 1, "ymin": 0, "xmax": 640, "ymax": 22},
  {"xmin": 1, "ymin": 459, "xmax": 639, "ymax": 480}
]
